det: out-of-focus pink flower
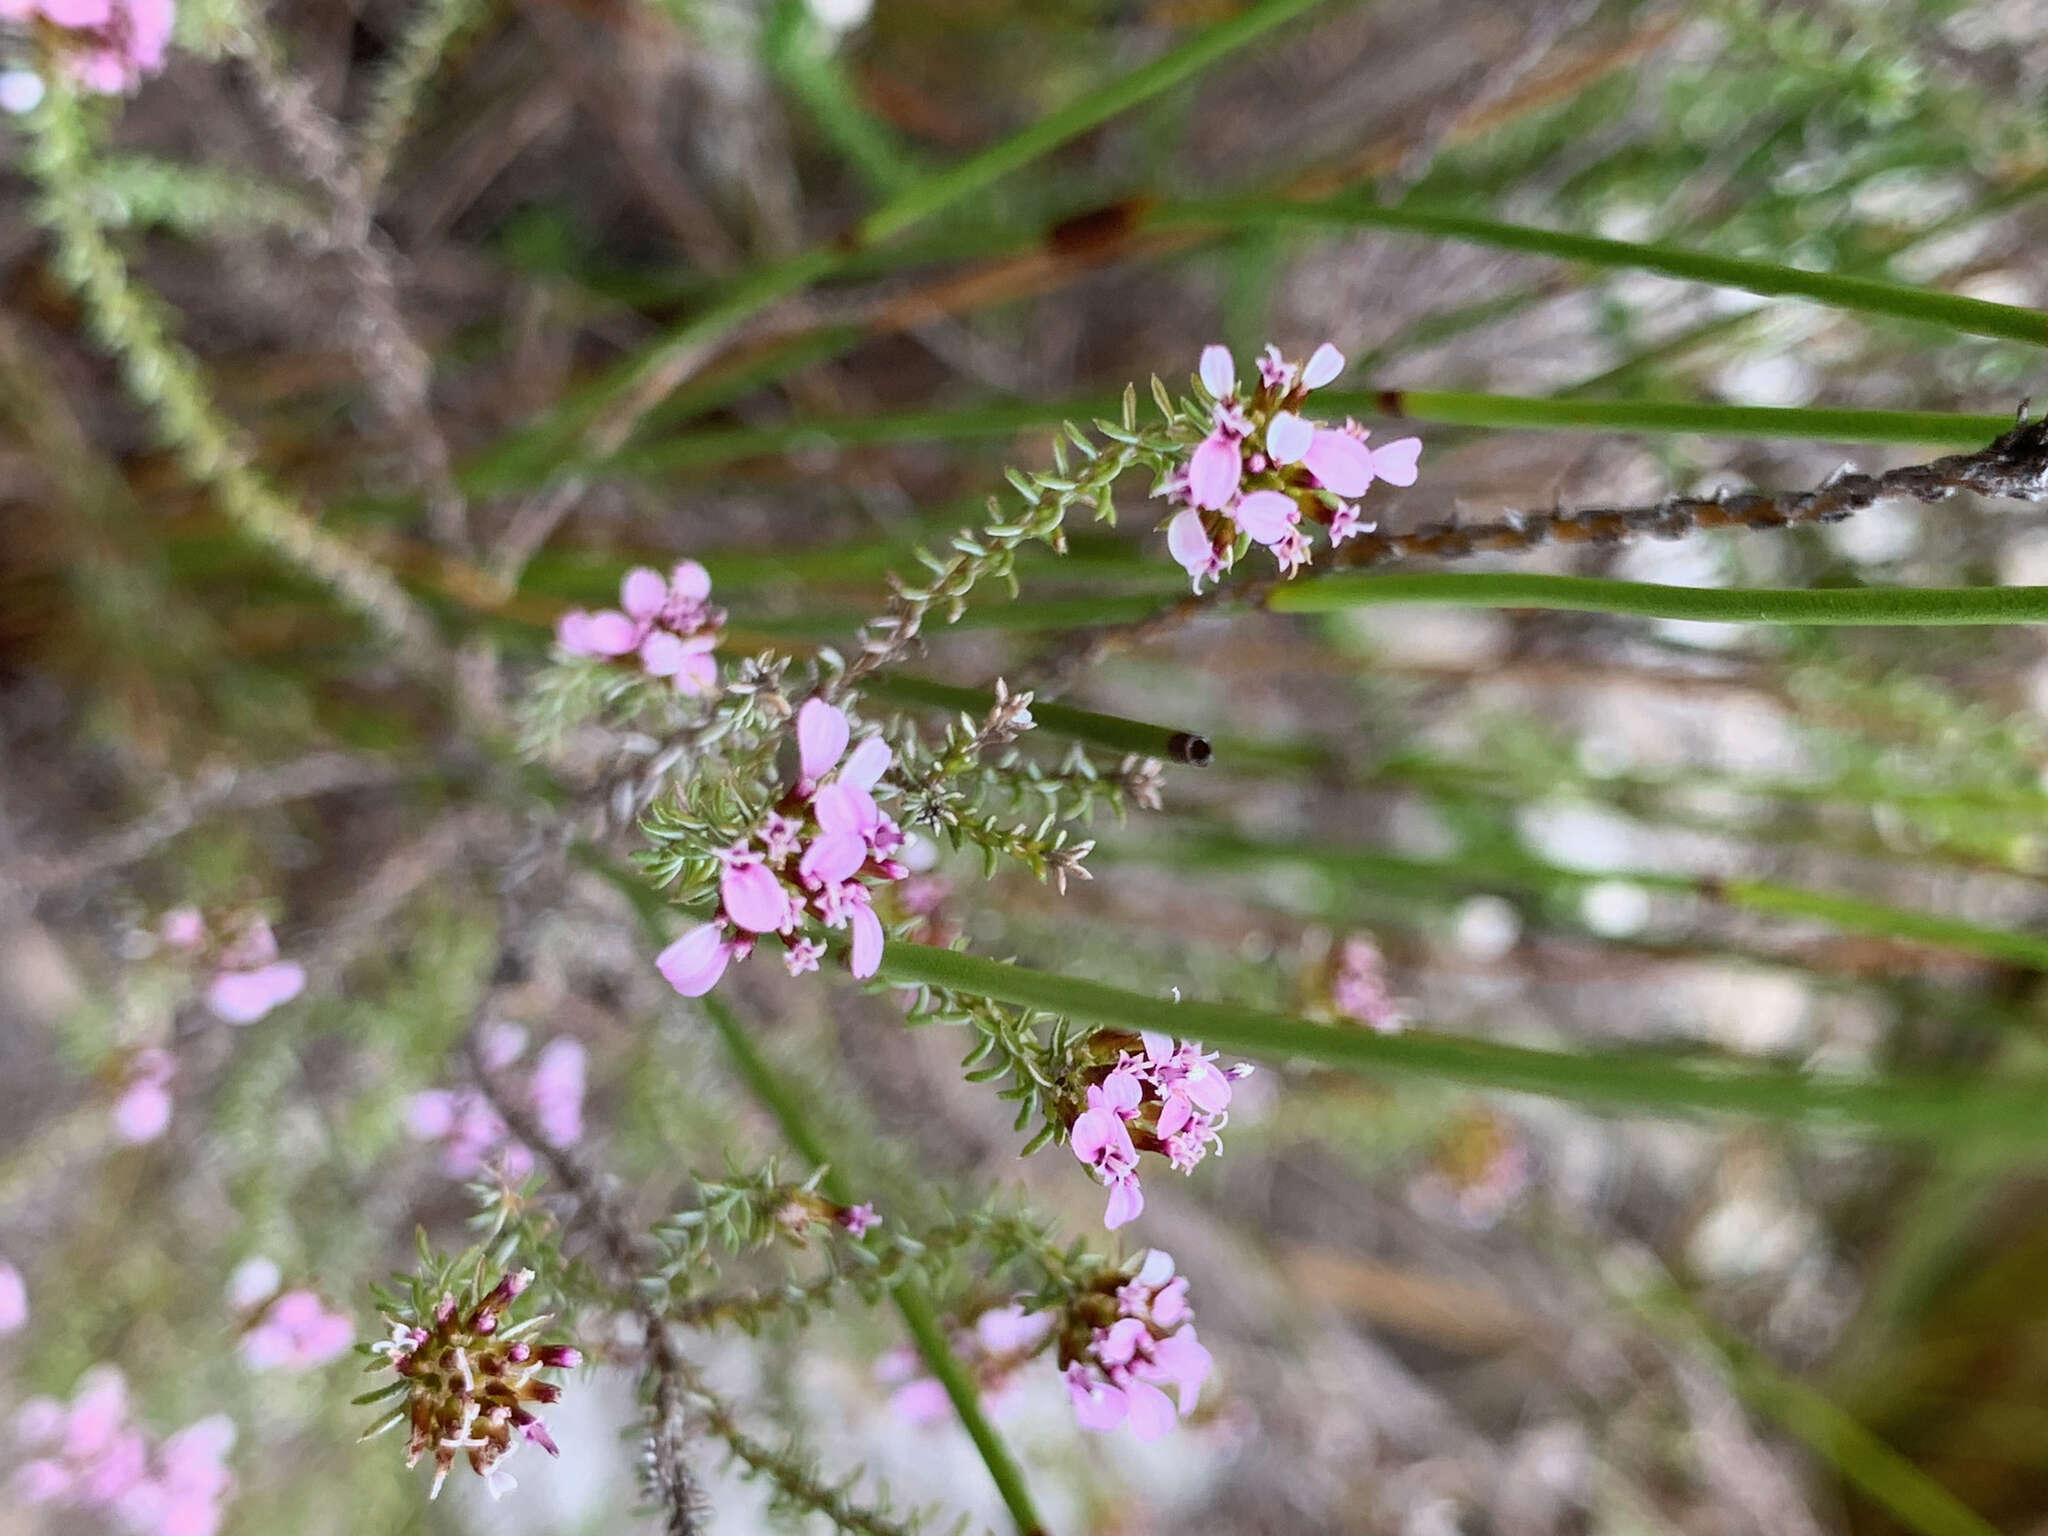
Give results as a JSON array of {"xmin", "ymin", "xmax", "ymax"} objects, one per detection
[
  {"xmin": 881, "ymin": 1302, "xmax": 1054, "ymax": 1427},
  {"xmin": 158, "ymin": 907, "xmax": 205, "ymax": 952},
  {"xmin": 557, "ymin": 562, "xmax": 724, "ymax": 693},
  {"xmin": 241, "ymin": 1291, "xmax": 353, "ymax": 1372},
  {"xmin": 407, "ymin": 1032, "xmax": 586, "ymax": 1179},
  {"xmin": 13, "ymin": 1367, "xmax": 234, "ymax": 1536},
  {"xmin": 112, "ymin": 1049, "xmax": 175, "ymax": 1143},
  {"xmin": 7, "ymin": 0, "xmax": 173, "ymax": 95},
  {"xmin": 203, "ymin": 961, "xmax": 305, "ymax": 1025},
  {"xmin": 837, "ymin": 1203, "xmax": 879, "ymax": 1238},
  {"xmin": 0, "ymin": 1259, "xmax": 25, "ymax": 1334},
  {"xmin": 1327, "ymin": 933, "xmax": 1405, "ymax": 1033}
]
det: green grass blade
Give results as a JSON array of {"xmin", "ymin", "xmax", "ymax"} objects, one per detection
[
  {"xmin": 873, "ymin": 942, "xmax": 2048, "ymax": 1141},
  {"xmin": 862, "ymin": 673, "xmax": 1212, "ymax": 764},
  {"xmin": 1270, "ymin": 573, "xmax": 2048, "ymax": 626}
]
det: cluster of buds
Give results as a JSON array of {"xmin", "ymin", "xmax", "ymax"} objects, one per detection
[
  {"xmin": 879, "ymin": 1303, "xmax": 1053, "ymax": 1426},
  {"xmin": 406, "ymin": 1024, "xmax": 586, "ymax": 1181},
  {"xmin": 14, "ymin": 1366, "xmax": 236, "ymax": 1536},
  {"xmin": 159, "ymin": 907, "xmax": 306, "ymax": 1026},
  {"xmin": 1161, "ymin": 342, "xmax": 1421, "ymax": 590},
  {"xmin": 1058, "ymin": 1250, "xmax": 1212, "ymax": 1440},
  {"xmin": 228, "ymin": 1258, "xmax": 355, "ymax": 1373},
  {"xmin": 1320, "ymin": 932, "xmax": 1406, "ymax": 1034},
  {"xmin": 0, "ymin": 0, "xmax": 173, "ymax": 99},
  {"xmin": 364, "ymin": 1268, "xmax": 581, "ymax": 1500},
  {"xmin": 557, "ymin": 561, "xmax": 724, "ymax": 694},
  {"xmin": 657, "ymin": 698, "xmax": 906, "ymax": 994},
  {"xmin": 1067, "ymin": 1032, "xmax": 1252, "ymax": 1229}
]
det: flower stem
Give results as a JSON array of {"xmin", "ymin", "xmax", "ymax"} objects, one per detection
[
  {"xmin": 694, "ymin": 993, "xmax": 1050, "ymax": 1536},
  {"xmin": 1268, "ymin": 572, "xmax": 2048, "ymax": 625},
  {"xmin": 862, "ymin": 673, "xmax": 1212, "ymax": 766},
  {"xmin": 874, "ymin": 942, "xmax": 2048, "ymax": 1143}
]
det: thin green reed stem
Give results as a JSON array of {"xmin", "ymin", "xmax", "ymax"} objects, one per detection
[
  {"xmin": 1150, "ymin": 198, "xmax": 2048, "ymax": 346},
  {"xmin": 509, "ymin": 394, "xmax": 2015, "ymax": 493},
  {"xmin": 861, "ymin": 673, "xmax": 1213, "ymax": 765},
  {"xmin": 1269, "ymin": 573, "xmax": 2048, "ymax": 626},
  {"xmin": 694, "ymin": 993, "xmax": 1049, "ymax": 1536},
  {"xmin": 474, "ymin": 0, "xmax": 1335, "ymax": 481},
  {"xmin": 1161, "ymin": 829, "xmax": 2048, "ymax": 971},
  {"xmin": 874, "ymin": 942, "xmax": 2048, "ymax": 1142}
]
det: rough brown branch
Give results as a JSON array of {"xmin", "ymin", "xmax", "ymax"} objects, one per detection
[{"xmin": 1032, "ymin": 416, "xmax": 2048, "ymax": 694}]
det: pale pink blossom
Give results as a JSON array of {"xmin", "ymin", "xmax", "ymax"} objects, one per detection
[
  {"xmin": 14, "ymin": 1367, "xmax": 234, "ymax": 1536},
  {"xmin": 112, "ymin": 1049, "xmax": 175, "ymax": 1143},
  {"xmin": 240, "ymin": 1291, "xmax": 353, "ymax": 1372},
  {"xmin": 837, "ymin": 1203, "xmax": 879, "ymax": 1237},
  {"xmin": 6, "ymin": 0, "xmax": 173, "ymax": 94},
  {"xmin": 158, "ymin": 907, "xmax": 205, "ymax": 952},
  {"xmin": 1198, "ymin": 345, "xmax": 1235, "ymax": 399},
  {"xmin": 1266, "ymin": 410, "xmax": 1314, "ymax": 464},
  {"xmin": 0, "ymin": 1259, "xmax": 25, "ymax": 1334},
  {"xmin": 203, "ymin": 960, "xmax": 305, "ymax": 1025},
  {"xmin": 558, "ymin": 562, "xmax": 723, "ymax": 693},
  {"xmin": 1301, "ymin": 427, "xmax": 1375, "ymax": 497},
  {"xmin": 407, "ymin": 1033, "xmax": 586, "ymax": 1178},
  {"xmin": 883, "ymin": 1303, "xmax": 1054, "ymax": 1427},
  {"xmin": 657, "ymin": 923, "xmax": 735, "ymax": 996},
  {"xmin": 1329, "ymin": 933, "xmax": 1405, "ymax": 1033},
  {"xmin": 1372, "ymin": 435, "xmax": 1424, "ymax": 486},
  {"xmin": 1301, "ymin": 342, "xmax": 1345, "ymax": 390},
  {"xmin": 1187, "ymin": 433, "xmax": 1242, "ymax": 510},
  {"xmin": 1061, "ymin": 1251, "xmax": 1213, "ymax": 1440},
  {"xmin": 1234, "ymin": 489, "xmax": 1299, "ymax": 547}
]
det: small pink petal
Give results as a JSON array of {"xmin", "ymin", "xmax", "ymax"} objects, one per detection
[
  {"xmin": 14, "ymin": 1459, "xmax": 72, "ymax": 1503},
  {"xmin": 656, "ymin": 924, "xmax": 732, "ymax": 997},
  {"xmin": 582, "ymin": 611, "xmax": 641, "ymax": 657},
  {"xmin": 1266, "ymin": 411, "xmax": 1313, "ymax": 464},
  {"xmin": 848, "ymin": 903, "xmax": 884, "ymax": 978},
  {"xmin": 1166, "ymin": 510, "xmax": 1213, "ymax": 581},
  {"xmin": 40, "ymin": 0, "xmax": 112, "ymax": 24},
  {"xmin": 890, "ymin": 1378, "xmax": 953, "ymax": 1426},
  {"xmin": 0, "ymin": 1262, "xmax": 25, "ymax": 1334},
  {"xmin": 639, "ymin": 630, "xmax": 688, "ymax": 677},
  {"xmin": 1301, "ymin": 342, "xmax": 1345, "ymax": 390},
  {"xmin": 1065, "ymin": 1367, "xmax": 1127, "ymax": 1433},
  {"xmin": 670, "ymin": 561, "xmax": 712, "ymax": 602},
  {"xmin": 1198, "ymin": 345, "xmax": 1235, "ymax": 399},
  {"xmin": 620, "ymin": 567, "xmax": 668, "ymax": 620},
  {"xmin": 1122, "ymin": 1378, "xmax": 1179, "ymax": 1440},
  {"xmin": 112, "ymin": 1082, "xmax": 172, "ymax": 1143},
  {"xmin": 1186, "ymin": 434, "xmax": 1242, "ymax": 511},
  {"xmin": 813, "ymin": 781, "xmax": 879, "ymax": 838},
  {"xmin": 797, "ymin": 698, "xmax": 850, "ymax": 781},
  {"xmin": 721, "ymin": 861, "xmax": 792, "ymax": 935},
  {"xmin": 1234, "ymin": 489, "xmax": 1299, "ymax": 547},
  {"xmin": 799, "ymin": 830, "xmax": 866, "ymax": 889},
  {"xmin": 1371, "ymin": 436, "xmax": 1423, "ymax": 487},
  {"xmin": 1103, "ymin": 1175, "xmax": 1144, "ymax": 1230},
  {"xmin": 405, "ymin": 1090, "xmax": 457, "ymax": 1139},
  {"xmin": 840, "ymin": 735, "xmax": 891, "ymax": 790},
  {"xmin": 159, "ymin": 907, "xmax": 205, "ymax": 951},
  {"xmin": 1302, "ymin": 429, "xmax": 1376, "ymax": 497}
]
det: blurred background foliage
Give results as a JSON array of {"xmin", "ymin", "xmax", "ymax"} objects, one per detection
[{"xmin": 10, "ymin": 0, "xmax": 2048, "ymax": 1531}]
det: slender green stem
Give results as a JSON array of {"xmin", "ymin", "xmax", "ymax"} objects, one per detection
[
  {"xmin": 503, "ymin": 393, "xmax": 2016, "ymax": 491},
  {"xmin": 1270, "ymin": 573, "xmax": 2048, "ymax": 626},
  {"xmin": 874, "ymin": 942, "xmax": 2048, "ymax": 1142},
  {"xmin": 862, "ymin": 673, "xmax": 1213, "ymax": 765},
  {"xmin": 695, "ymin": 993, "xmax": 1049, "ymax": 1536},
  {"xmin": 1151, "ymin": 198, "xmax": 2048, "ymax": 347},
  {"xmin": 1163, "ymin": 829, "xmax": 2048, "ymax": 971}
]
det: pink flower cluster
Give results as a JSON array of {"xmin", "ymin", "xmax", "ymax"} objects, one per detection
[
  {"xmin": 0, "ymin": 0, "xmax": 173, "ymax": 94},
  {"xmin": 159, "ymin": 907, "xmax": 306, "ymax": 1026},
  {"xmin": 228, "ymin": 1258, "xmax": 353, "ymax": 1372},
  {"xmin": 1328, "ymin": 932, "xmax": 1405, "ymax": 1034},
  {"xmin": 1411, "ymin": 1110, "xmax": 1530, "ymax": 1230},
  {"xmin": 1162, "ymin": 343, "xmax": 1422, "ymax": 590},
  {"xmin": 14, "ymin": 1367, "xmax": 235, "ymax": 1536},
  {"xmin": 557, "ymin": 561, "xmax": 724, "ymax": 694},
  {"xmin": 1070, "ymin": 1032, "xmax": 1252, "ymax": 1230},
  {"xmin": 1061, "ymin": 1250, "xmax": 1213, "ymax": 1441},
  {"xmin": 879, "ymin": 1303, "xmax": 1054, "ymax": 1426},
  {"xmin": 406, "ymin": 1026, "xmax": 586, "ymax": 1180},
  {"xmin": 656, "ymin": 697, "xmax": 905, "ymax": 995}
]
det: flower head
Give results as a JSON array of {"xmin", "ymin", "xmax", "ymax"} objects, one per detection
[
  {"xmin": 1, "ymin": 0, "xmax": 174, "ymax": 94},
  {"xmin": 881, "ymin": 1302, "xmax": 1055, "ymax": 1427},
  {"xmin": 1054, "ymin": 1251, "xmax": 1212, "ymax": 1440},
  {"xmin": 1156, "ymin": 343, "xmax": 1422, "ymax": 588},
  {"xmin": 13, "ymin": 1366, "xmax": 236, "ymax": 1536},
  {"xmin": 1063, "ymin": 1033, "xmax": 1252, "ymax": 1230},
  {"xmin": 365, "ymin": 1266, "xmax": 578, "ymax": 1501},
  {"xmin": 655, "ymin": 698, "xmax": 906, "ymax": 995},
  {"xmin": 240, "ymin": 1289, "xmax": 354, "ymax": 1372},
  {"xmin": 406, "ymin": 1032, "xmax": 587, "ymax": 1179},
  {"xmin": 557, "ymin": 562, "xmax": 724, "ymax": 694}
]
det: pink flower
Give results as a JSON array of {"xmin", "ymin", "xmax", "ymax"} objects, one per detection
[
  {"xmin": 158, "ymin": 907, "xmax": 205, "ymax": 952},
  {"xmin": 1266, "ymin": 410, "xmax": 1313, "ymax": 464},
  {"xmin": 1372, "ymin": 436, "xmax": 1423, "ymax": 486},
  {"xmin": 408, "ymin": 1034, "xmax": 585, "ymax": 1178},
  {"xmin": 112, "ymin": 1049, "xmax": 175, "ymax": 1143},
  {"xmin": 846, "ymin": 890, "xmax": 886, "ymax": 979},
  {"xmin": 1302, "ymin": 427, "xmax": 1375, "ymax": 497},
  {"xmin": 1329, "ymin": 933, "xmax": 1404, "ymax": 1033},
  {"xmin": 558, "ymin": 561, "xmax": 723, "ymax": 690},
  {"xmin": 1234, "ymin": 489, "xmax": 1299, "ymax": 547},
  {"xmin": 838, "ymin": 1203, "xmax": 879, "ymax": 1237},
  {"xmin": 1327, "ymin": 502, "xmax": 1370, "ymax": 545},
  {"xmin": 1166, "ymin": 509, "xmax": 1222, "ymax": 591},
  {"xmin": 203, "ymin": 960, "xmax": 305, "ymax": 1025},
  {"xmin": 13, "ymin": 1367, "xmax": 233, "ymax": 1536},
  {"xmin": 528, "ymin": 1038, "xmax": 586, "ymax": 1148},
  {"xmin": 721, "ymin": 851, "xmax": 792, "ymax": 934},
  {"xmin": 1064, "ymin": 1364, "xmax": 1128, "ymax": 1432},
  {"xmin": 241, "ymin": 1291, "xmax": 353, "ymax": 1371},
  {"xmin": 657, "ymin": 923, "xmax": 733, "ymax": 997},
  {"xmin": 782, "ymin": 936, "xmax": 825, "ymax": 976},
  {"xmin": 0, "ymin": 1260, "xmax": 25, "ymax": 1334},
  {"xmin": 1301, "ymin": 342, "xmax": 1345, "ymax": 390},
  {"xmin": 1060, "ymin": 1252, "xmax": 1212, "ymax": 1440},
  {"xmin": 1186, "ymin": 433, "xmax": 1242, "ymax": 510},
  {"xmin": 17, "ymin": 0, "xmax": 173, "ymax": 95},
  {"xmin": 797, "ymin": 697, "xmax": 851, "ymax": 782},
  {"xmin": 1198, "ymin": 345, "xmax": 1235, "ymax": 399}
]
